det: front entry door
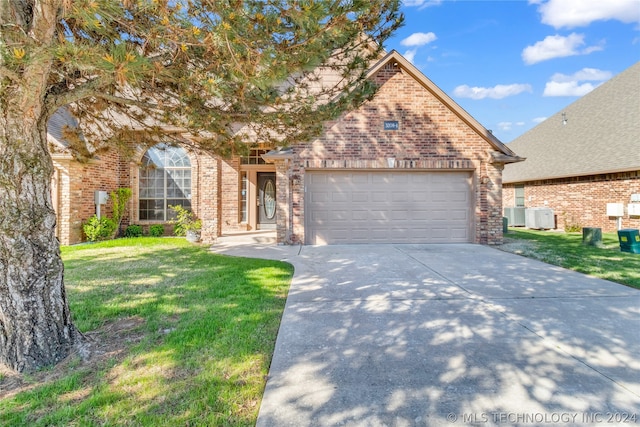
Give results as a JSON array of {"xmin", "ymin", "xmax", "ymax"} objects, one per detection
[{"xmin": 257, "ymin": 172, "xmax": 277, "ymax": 229}]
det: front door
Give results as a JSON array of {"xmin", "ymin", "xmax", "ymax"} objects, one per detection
[{"xmin": 257, "ymin": 172, "xmax": 277, "ymax": 229}]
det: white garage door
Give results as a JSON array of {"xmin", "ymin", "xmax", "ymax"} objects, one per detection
[{"xmin": 305, "ymin": 171, "xmax": 473, "ymax": 244}]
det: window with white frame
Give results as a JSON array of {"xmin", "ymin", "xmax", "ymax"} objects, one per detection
[
  {"xmin": 515, "ymin": 185, "xmax": 525, "ymax": 207},
  {"xmin": 139, "ymin": 144, "xmax": 191, "ymax": 221}
]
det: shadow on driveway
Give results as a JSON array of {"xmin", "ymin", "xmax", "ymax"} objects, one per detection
[{"xmin": 212, "ymin": 242, "xmax": 640, "ymax": 426}]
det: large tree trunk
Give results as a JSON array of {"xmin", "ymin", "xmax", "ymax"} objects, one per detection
[{"xmin": 0, "ymin": 110, "xmax": 76, "ymax": 372}]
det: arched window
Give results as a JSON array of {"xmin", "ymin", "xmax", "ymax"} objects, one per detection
[{"xmin": 139, "ymin": 144, "xmax": 191, "ymax": 220}]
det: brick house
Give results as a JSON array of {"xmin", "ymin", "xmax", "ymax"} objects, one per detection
[
  {"xmin": 50, "ymin": 50, "xmax": 522, "ymax": 246},
  {"xmin": 503, "ymin": 61, "xmax": 640, "ymax": 232}
]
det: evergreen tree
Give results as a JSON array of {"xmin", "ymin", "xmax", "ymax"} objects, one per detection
[{"xmin": 0, "ymin": 0, "xmax": 402, "ymax": 372}]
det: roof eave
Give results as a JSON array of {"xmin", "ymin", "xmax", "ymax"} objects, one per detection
[
  {"xmin": 503, "ymin": 166, "xmax": 640, "ymax": 184},
  {"xmin": 262, "ymin": 147, "xmax": 293, "ymax": 163},
  {"xmin": 491, "ymin": 152, "xmax": 526, "ymax": 165}
]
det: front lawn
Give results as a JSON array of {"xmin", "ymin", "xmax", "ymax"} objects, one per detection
[
  {"xmin": 0, "ymin": 238, "xmax": 293, "ymax": 426},
  {"xmin": 500, "ymin": 228, "xmax": 640, "ymax": 289}
]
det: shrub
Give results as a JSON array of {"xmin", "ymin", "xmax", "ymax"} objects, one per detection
[
  {"xmin": 563, "ymin": 213, "xmax": 582, "ymax": 233},
  {"xmin": 83, "ymin": 215, "xmax": 117, "ymax": 242},
  {"xmin": 149, "ymin": 224, "xmax": 165, "ymax": 237},
  {"xmin": 124, "ymin": 224, "xmax": 143, "ymax": 238},
  {"xmin": 110, "ymin": 188, "xmax": 132, "ymax": 238},
  {"xmin": 169, "ymin": 205, "xmax": 201, "ymax": 237}
]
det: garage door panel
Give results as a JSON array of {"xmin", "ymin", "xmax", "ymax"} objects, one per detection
[
  {"xmin": 371, "ymin": 174, "xmax": 390, "ymax": 184},
  {"xmin": 330, "ymin": 192, "xmax": 348, "ymax": 202},
  {"xmin": 352, "ymin": 174, "xmax": 369, "ymax": 184},
  {"xmin": 328, "ymin": 211, "xmax": 350, "ymax": 222},
  {"xmin": 450, "ymin": 191, "xmax": 469, "ymax": 202},
  {"xmin": 371, "ymin": 191, "xmax": 388, "ymax": 202},
  {"xmin": 391, "ymin": 192, "xmax": 410, "ymax": 202},
  {"xmin": 310, "ymin": 191, "xmax": 329, "ymax": 203},
  {"xmin": 306, "ymin": 171, "xmax": 472, "ymax": 244},
  {"xmin": 352, "ymin": 192, "xmax": 369, "ymax": 203},
  {"xmin": 450, "ymin": 209, "xmax": 469, "ymax": 220},
  {"xmin": 390, "ymin": 173, "xmax": 410, "ymax": 184},
  {"xmin": 451, "ymin": 228, "xmax": 469, "ymax": 239}
]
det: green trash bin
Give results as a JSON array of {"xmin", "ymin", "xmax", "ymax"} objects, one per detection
[
  {"xmin": 582, "ymin": 227, "xmax": 602, "ymax": 247},
  {"xmin": 617, "ymin": 229, "xmax": 640, "ymax": 254}
]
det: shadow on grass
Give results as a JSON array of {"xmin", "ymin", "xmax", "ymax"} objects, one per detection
[
  {"xmin": 0, "ymin": 238, "xmax": 293, "ymax": 426},
  {"xmin": 500, "ymin": 229, "xmax": 640, "ymax": 289}
]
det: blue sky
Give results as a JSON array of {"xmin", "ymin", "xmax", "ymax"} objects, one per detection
[{"xmin": 383, "ymin": 0, "xmax": 640, "ymax": 143}]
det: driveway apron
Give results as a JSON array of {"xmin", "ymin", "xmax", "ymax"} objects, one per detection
[{"xmin": 212, "ymin": 242, "xmax": 640, "ymax": 426}]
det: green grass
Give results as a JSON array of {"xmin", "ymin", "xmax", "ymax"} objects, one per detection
[
  {"xmin": 501, "ymin": 229, "xmax": 640, "ymax": 289},
  {"xmin": 0, "ymin": 238, "xmax": 293, "ymax": 426}
]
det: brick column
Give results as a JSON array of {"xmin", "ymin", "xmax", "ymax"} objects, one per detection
[{"xmin": 199, "ymin": 153, "xmax": 221, "ymax": 244}]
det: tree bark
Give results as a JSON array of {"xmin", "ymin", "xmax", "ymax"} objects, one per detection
[{"xmin": 0, "ymin": 109, "xmax": 76, "ymax": 373}]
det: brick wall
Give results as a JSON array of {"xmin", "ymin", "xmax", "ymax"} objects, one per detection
[
  {"xmin": 198, "ymin": 152, "xmax": 221, "ymax": 244},
  {"xmin": 277, "ymin": 63, "xmax": 507, "ymax": 245},
  {"xmin": 503, "ymin": 171, "xmax": 640, "ymax": 232},
  {"xmin": 220, "ymin": 158, "xmax": 244, "ymax": 232},
  {"xmin": 53, "ymin": 148, "xmax": 127, "ymax": 245}
]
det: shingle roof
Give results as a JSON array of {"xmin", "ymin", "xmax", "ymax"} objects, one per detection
[
  {"xmin": 503, "ymin": 61, "xmax": 640, "ymax": 183},
  {"xmin": 47, "ymin": 107, "xmax": 79, "ymax": 149}
]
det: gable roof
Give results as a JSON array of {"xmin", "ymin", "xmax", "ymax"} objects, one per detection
[
  {"xmin": 503, "ymin": 61, "xmax": 640, "ymax": 184},
  {"xmin": 368, "ymin": 50, "xmax": 523, "ymax": 163}
]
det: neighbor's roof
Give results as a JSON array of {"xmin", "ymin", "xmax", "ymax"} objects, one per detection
[{"xmin": 503, "ymin": 61, "xmax": 640, "ymax": 184}]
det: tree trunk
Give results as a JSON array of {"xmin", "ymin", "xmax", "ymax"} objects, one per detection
[{"xmin": 0, "ymin": 110, "xmax": 76, "ymax": 372}]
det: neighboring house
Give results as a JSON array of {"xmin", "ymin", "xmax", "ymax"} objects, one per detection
[
  {"xmin": 503, "ymin": 61, "xmax": 640, "ymax": 232},
  {"xmin": 50, "ymin": 50, "xmax": 522, "ymax": 246}
]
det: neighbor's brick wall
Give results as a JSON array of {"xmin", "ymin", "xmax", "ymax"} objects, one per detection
[
  {"xmin": 503, "ymin": 171, "xmax": 640, "ymax": 232},
  {"xmin": 278, "ymin": 63, "xmax": 506, "ymax": 245}
]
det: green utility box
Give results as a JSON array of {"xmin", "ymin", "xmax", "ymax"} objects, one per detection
[
  {"xmin": 617, "ymin": 229, "xmax": 640, "ymax": 254},
  {"xmin": 503, "ymin": 217, "xmax": 508, "ymax": 234}
]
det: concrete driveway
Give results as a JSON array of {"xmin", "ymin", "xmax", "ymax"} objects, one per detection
[{"xmin": 212, "ymin": 239, "xmax": 640, "ymax": 426}]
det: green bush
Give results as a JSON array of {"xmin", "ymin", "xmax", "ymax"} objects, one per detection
[
  {"xmin": 149, "ymin": 224, "xmax": 165, "ymax": 237},
  {"xmin": 169, "ymin": 205, "xmax": 201, "ymax": 237},
  {"xmin": 110, "ymin": 188, "xmax": 132, "ymax": 237},
  {"xmin": 563, "ymin": 213, "xmax": 582, "ymax": 233},
  {"xmin": 83, "ymin": 215, "xmax": 117, "ymax": 242},
  {"xmin": 124, "ymin": 224, "xmax": 143, "ymax": 238}
]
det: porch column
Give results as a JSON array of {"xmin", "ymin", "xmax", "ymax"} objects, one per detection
[{"xmin": 199, "ymin": 153, "xmax": 221, "ymax": 244}]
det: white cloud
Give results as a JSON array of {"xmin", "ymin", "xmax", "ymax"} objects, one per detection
[
  {"xmin": 533, "ymin": 0, "xmax": 640, "ymax": 29},
  {"xmin": 403, "ymin": 0, "xmax": 442, "ymax": 9},
  {"xmin": 498, "ymin": 122, "xmax": 513, "ymax": 131},
  {"xmin": 453, "ymin": 83, "xmax": 533, "ymax": 100},
  {"xmin": 532, "ymin": 117, "xmax": 547, "ymax": 123},
  {"xmin": 403, "ymin": 49, "xmax": 418, "ymax": 64},
  {"xmin": 400, "ymin": 32, "xmax": 437, "ymax": 47},
  {"xmin": 543, "ymin": 67, "xmax": 612, "ymax": 96},
  {"xmin": 543, "ymin": 81, "xmax": 598, "ymax": 96},
  {"xmin": 521, "ymin": 33, "xmax": 602, "ymax": 65},
  {"xmin": 499, "ymin": 121, "xmax": 527, "ymax": 131},
  {"xmin": 549, "ymin": 68, "xmax": 613, "ymax": 82}
]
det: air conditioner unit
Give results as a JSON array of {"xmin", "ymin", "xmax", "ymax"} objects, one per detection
[
  {"xmin": 504, "ymin": 207, "xmax": 526, "ymax": 227},
  {"xmin": 525, "ymin": 207, "xmax": 555, "ymax": 229}
]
